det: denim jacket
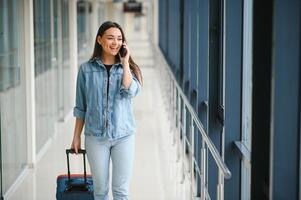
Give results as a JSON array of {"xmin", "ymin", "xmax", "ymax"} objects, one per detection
[{"xmin": 73, "ymin": 58, "xmax": 141, "ymax": 139}]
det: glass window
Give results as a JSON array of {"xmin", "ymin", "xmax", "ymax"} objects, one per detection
[
  {"xmin": 0, "ymin": 0, "xmax": 27, "ymax": 194},
  {"xmin": 53, "ymin": 0, "xmax": 72, "ymax": 120},
  {"xmin": 61, "ymin": 0, "xmax": 72, "ymax": 116},
  {"xmin": 34, "ymin": 0, "xmax": 52, "ymax": 76},
  {"xmin": 34, "ymin": 0, "xmax": 58, "ymax": 153},
  {"xmin": 77, "ymin": 0, "xmax": 93, "ymax": 64},
  {"xmin": 77, "ymin": 0, "xmax": 87, "ymax": 52},
  {"xmin": 62, "ymin": 0, "xmax": 69, "ymax": 61},
  {"xmin": 0, "ymin": 0, "xmax": 20, "ymax": 91}
]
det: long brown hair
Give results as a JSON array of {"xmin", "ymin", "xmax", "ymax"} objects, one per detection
[{"xmin": 90, "ymin": 21, "xmax": 142, "ymax": 85}]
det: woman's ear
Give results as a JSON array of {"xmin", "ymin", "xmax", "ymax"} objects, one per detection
[{"xmin": 97, "ymin": 36, "xmax": 102, "ymax": 45}]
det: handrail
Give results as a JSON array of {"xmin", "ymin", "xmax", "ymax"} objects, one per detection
[
  {"xmin": 165, "ymin": 64, "xmax": 232, "ymax": 179},
  {"xmin": 155, "ymin": 45, "xmax": 232, "ymax": 199}
]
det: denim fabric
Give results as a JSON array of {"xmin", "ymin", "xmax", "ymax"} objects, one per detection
[
  {"xmin": 85, "ymin": 134, "xmax": 135, "ymax": 200},
  {"xmin": 73, "ymin": 58, "xmax": 141, "ymax": 139}
]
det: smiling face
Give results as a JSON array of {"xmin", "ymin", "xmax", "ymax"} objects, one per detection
[{"xmin": 97, "ymin": 27, "xmax": 123, "ymax": 57}]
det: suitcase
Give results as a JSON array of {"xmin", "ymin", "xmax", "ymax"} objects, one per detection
[{"xmin": 56, "ymin": 149, "xmax": 94, "ymax": 200}]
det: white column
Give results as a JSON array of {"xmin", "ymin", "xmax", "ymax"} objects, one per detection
[
  {"xmin": 24, "ymin": 0, "xmax": 36, "ymax": 167},
  {"xmin": 69, "ymin": 0, "xmax": 78, "ymax": 106}
]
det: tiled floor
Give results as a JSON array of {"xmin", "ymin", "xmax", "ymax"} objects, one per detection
[{"xmin": 7, "ymin": 6, "xmax": 187, "ymax": 200}]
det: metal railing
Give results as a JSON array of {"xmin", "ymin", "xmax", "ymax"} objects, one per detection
[{"xmin": 156, "ymin": 49, "xmax": 231, "ymax": 200}]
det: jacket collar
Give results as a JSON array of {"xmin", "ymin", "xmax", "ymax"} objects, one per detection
[{"xmin": 89, "ymin": 57, "xmax": 121, "ymax": 69}]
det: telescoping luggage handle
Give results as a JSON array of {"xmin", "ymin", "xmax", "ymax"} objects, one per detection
[{"xmin": 66, "ymin": 149, "xmax": 87, "ymax": 184}]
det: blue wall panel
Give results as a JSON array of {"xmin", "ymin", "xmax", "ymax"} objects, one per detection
[
  {"xmin": 224, "ymin": 0, "xmax": 243, "ymax": 199},
  {"xmin": 167, "ymin": 0, "xmax": 173, "ymax": 71},
  {"xmin": 197, "ymin": 0, "xmax": 209, "ymax": 131},
  {"xmin": 183, "ymin": 0, "xmax": 191, "ymax": 94},
  {"xmin": 197, "ymin": 1, "xmax": 210, "ymax": 196},
  {"xmin": 270, "ymin": 0, "xmax": 301, "ymax": 198},
  {"xmin": 189, "ymin": 0, "xmax": 198, "ymax": 102},
  {"xmin": 158, "ymin": 0, "xmax": 245, "ymax": 199}
]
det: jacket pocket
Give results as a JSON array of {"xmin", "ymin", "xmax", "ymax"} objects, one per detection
[
  {"xmin": 86, "ymin": 109, "xmax": 103, "ymax": 132},
  {"xmin": 112, "ymin": 98, "xmax": 135, "ymax": 132}
]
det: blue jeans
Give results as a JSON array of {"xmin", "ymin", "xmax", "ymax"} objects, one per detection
[{"xmin": 85, "ymin": 134, "xmax": 135, "ymax": 200}]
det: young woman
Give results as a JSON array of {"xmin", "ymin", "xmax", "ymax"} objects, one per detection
[{"xmin": 71, "ymin": 21, "xmax": 142, "ymax": 200}]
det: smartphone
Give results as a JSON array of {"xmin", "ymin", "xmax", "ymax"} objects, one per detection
[{"xmin": 119, "ymin": 45, "xmax": 127, "ymax": 57}]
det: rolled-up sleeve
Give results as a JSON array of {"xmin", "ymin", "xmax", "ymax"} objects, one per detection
[
  {"xmin": 119, "ymin": 74, "xmax": 141, "ymax": 99},
  {"xmin": 73, "ymin": 66, "xmax": 86, "ymax": 119}
]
